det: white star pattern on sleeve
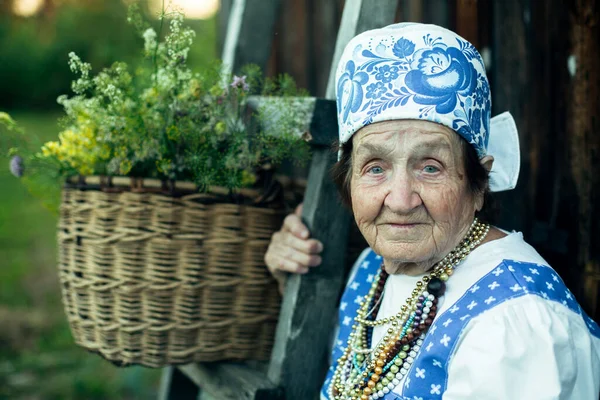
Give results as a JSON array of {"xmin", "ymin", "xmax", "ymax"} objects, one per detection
[
  {"xmin": 546, "ymin": 282, "xmax": 555, "ymax": 291},
  {"xmin": 484, "ymin": 296, "xmax": 496, "ymax": 304},
  {"xmin": 566, "ymin": 291, "xmax": 573, "ymax": 300},
  {"xmin": 349, "ymin": 281, "xmax": 360, "ymax": 290},
  {"xmin": 510, "ymin": 284, "xmax": 522, "ymax": 292},
  {"xmin": 467, "ymin": 300, "xmax": 478, "ymax": 310},
  {"xmin": 440, "ymin": 334, "xmax": 451, "ymax": 347},
  {"xmin": 469, "ymin": 284, "xmax": 480, "ymax": 293},
  {"xmin": 416, "ymin": 368, "xmax": 426, "ymax": 378},
  {"xmin": 492, "ymin": 267, "xmax": 504, "ymax": 276},
  {"xmin": 430, "ymin": 384, "xmax": 441, "ymax": 395},
  {"xmin": 488, "ymin": 281, "xmax": 500, "ymax": 290},
  {"xmin": 343, "ymin": 316, "xmax": 352, "ymax": 326}
]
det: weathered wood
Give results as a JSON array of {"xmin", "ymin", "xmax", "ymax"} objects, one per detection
[
  {"xmin": 423, "ymin": 0, "xmax": 450, "ymax": 27},
  {"xmin": 455, "ymin": 0, "xmax": 479, "ymax": 46},
  {"xmin": 567, "ymin": 0, "xmax": 600, "ymax": 320},
  {"xmin": 491, "ymin": 0, "xmax": 532, "ymax": 234},
  {"xmin": 325, "ymin": 0, "xmax": 399, "ymax": 99},
  {"xmin": 176, "ymin": 363, "xmax": 283, "ymax": 400},
  {"xmin": 221, "ymin": 0, "xmax": 284, "ymax": 76},
  {"xmin": 308, "ymin": 0, "xmax": 345, "ymax": 96},
  {"xmin": 159, "ymin": 367, "xmax": 201, "ymax": 400},
  {"xmin": 268, "ymin": 147, "xmax": 351, "ymax": 400}
]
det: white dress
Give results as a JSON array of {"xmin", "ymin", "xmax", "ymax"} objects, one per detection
[{"xmin": 321, "ymin": 232, "xmax": 600, "ymax": 399}]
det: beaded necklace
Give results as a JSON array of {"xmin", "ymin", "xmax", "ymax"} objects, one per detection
[{"xmin": 328, "ymin": 218, "xmax": 490, "ymax": 400}]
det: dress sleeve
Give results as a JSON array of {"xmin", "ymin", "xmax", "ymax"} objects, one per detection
[{"xmin": 443, "ymin": 295, "xmax": 600, "ymax": 400}]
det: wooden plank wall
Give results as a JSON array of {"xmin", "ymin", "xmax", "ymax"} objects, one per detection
[{"xmin": 218, "ymin": 0, "xmax": 600, "ymax": 322}]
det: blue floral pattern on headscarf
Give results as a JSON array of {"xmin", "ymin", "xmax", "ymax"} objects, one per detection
[{"xmin": 336, "ymin": 24, "xmax": 492, "ymax": 157}]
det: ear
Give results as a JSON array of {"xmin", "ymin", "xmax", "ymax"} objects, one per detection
[
  {"xmin": 480, "ymin": 155, "xmax": 494, "ymax": 173},
  {"xmin": 475, "ymin": 155, "xmax": 494, "ymax": 212}
]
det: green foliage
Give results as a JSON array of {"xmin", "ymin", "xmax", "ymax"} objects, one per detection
[{"xmin": 4, "ymin": 2, "xmax": 310, "ymax": 197}]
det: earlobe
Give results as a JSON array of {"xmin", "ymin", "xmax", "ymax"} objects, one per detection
[
  {"xmin": 475, "ymin": 155, "xmax": 494, "ymax": 212},
  {"xmin": 480, "ymin": 155, "xmax": 494, "ymax": 173}
]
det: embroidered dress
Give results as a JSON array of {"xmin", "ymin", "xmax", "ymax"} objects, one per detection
[{"xmin": 321, "ymin": 232, "xmax": 600, "ymax": 399}]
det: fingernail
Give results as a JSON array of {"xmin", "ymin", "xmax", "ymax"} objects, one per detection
[
  {"xmin": 317, "ymin": 242, "xmax": 324, "ymax": 252},
  {"xmin": 300, "ymin": 230, "xmax": 309, "ymax": 238}
]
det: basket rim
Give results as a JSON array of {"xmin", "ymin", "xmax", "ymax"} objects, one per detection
[{"xmin": 64, "ymin": 175, "xmax": 291, "ymax": 207}]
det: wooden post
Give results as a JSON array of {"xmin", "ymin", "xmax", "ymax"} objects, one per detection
[
  {"xmin": 158, "ymin": 367, "xmax": 201, "ymax": 400},
  {"xmin": 567, "ymin": 0, "xmax": 600, "ymax": 319},
  {"xmin": 491, "ymin": 0, "xmax": 532, "ymax": 234},
  {"xmin": 221, "ymin": 0, "xmax": 284, "ymax": 76},
  {"xmin": 454, "ymin": 0, "xmax": 479, "ymax": 47}
]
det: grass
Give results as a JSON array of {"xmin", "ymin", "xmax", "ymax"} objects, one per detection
[{"xmin": 0, "ymin": 111, "xmax": 161, "ymax": 400}]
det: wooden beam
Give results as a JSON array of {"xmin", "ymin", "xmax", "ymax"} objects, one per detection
[
  {"xmin": 491, "ymin": 0, "xmax": 532, "ymax": 234},
  {"xmin": 267, "ymin": 147, "xmax": 351, "ymax": 400},
  {"xmin": 175, "ymin": 363, "xmax": 283, "ymax": 400},
  {"xmin": 455, "ymin": 0, "xmax": 479, "ymax": 47},
  {"xmin": 221, "ymin": 0, "xmax": 284, "ymax": 76},
  {"xmin": 567, "ymin": 0, "xmax": 600, "ymax": 319},
  {"xmin": 158, "ymin": 367, "xmax": 201, "ymax": 400}
]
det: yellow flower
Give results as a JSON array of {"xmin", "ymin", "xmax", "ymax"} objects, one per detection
[
  {"xmin": 240, "ymin": 170, "xmax": 256, "ymax": 187},
  {"xmin": 189, "ymin": 79, "xmax": 201, "ymax": 98},
  {"xmin": 79, "ymin": 165, "xmax": 94, "ymax": 176},
  {"xmin": 41, "ymin": 141, "xmax": 60, "ymax": 157},
  {"xmin": 215, "ymin": 121, "xmax": 226, "ymax": 135},
  {"xmin": 119, "ymin": 159, "xmax": 132, "ymax": 175}
]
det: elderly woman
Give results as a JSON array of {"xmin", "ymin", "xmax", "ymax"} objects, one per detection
[{"xmin": 265, "ymin": 23, "xmax": 600, "ymax": 399}]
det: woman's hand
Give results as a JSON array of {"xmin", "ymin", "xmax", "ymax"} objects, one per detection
[{"xmin": 264, "ymin": 203, "xmax": 323, "ymax": 293}]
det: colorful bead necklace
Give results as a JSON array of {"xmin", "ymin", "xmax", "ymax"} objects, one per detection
[{"xmin": 328, "ymin": 218, "xmax": 490, "ymax": 400}]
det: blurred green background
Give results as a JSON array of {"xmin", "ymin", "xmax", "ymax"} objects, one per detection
[{"xmin": 0, "ymin": 0, "xmax": 218, "ymax": 398}]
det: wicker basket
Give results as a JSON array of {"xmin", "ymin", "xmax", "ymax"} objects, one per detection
[{"xmin": 57, "ymin": 176, "xmax": 288, "ymax": 367}]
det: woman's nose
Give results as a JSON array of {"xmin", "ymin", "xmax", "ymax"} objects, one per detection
[{"xmin": 383, "ymin": 171, "xmax": 422, "ymax": 213}]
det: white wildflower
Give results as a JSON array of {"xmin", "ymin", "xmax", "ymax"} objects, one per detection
[{"xmin": 143, "ymin": 28, "xmax": 157, "ymax": 54}]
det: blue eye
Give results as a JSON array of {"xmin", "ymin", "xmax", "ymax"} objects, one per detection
[
  {"xmin": 423, "ymin": 165, "xmax": 440, "ymax": 173},
  {"xmin": 368, "ymin": 166, "xmax": 384, "ymax": 174}
]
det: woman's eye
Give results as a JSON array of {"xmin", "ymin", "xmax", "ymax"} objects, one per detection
[
  {"xmin": 423, "ymin": 165, "xmax": 440, "ymax": 173},
  {"xmin": 367, "ymin": 166, "xmax": 384, "ymax": 174}
]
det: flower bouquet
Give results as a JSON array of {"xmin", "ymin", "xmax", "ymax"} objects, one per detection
[{"xmin": 3, "ymin": 4, "xmax": 310, "ymax": 367}]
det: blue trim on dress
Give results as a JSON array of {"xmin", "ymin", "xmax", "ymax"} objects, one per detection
[{"xmin": 321, "ymin": 253, "xmax": 600, "ymax": 400}]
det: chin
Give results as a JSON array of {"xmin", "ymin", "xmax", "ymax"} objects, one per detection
[{"xmin": 374, "ymin": 242, "xmax": 434, "ymax": 266}]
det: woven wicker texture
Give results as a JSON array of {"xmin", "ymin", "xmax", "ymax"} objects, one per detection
[{"xmin": 58, "ymin": 177, "xmax": 285, "ymax": 367}]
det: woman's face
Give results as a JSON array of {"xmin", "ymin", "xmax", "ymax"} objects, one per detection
[{"xmin": 350, "ymin": 120, "xmax": 483, "ymax": 272}]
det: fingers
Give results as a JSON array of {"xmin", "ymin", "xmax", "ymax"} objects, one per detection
[
  {"xmin": 294, "ymin": 203, "xmax": 303, "ymax": 217},
  {"xmin": 264, "ymin": 240, "xmax": 322, "ymax": 274},
  {"xmin": 282, "ymin": 212, "xmax": 309, "ymax": 239}
]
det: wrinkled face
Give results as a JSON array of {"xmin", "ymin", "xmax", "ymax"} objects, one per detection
[{"xmin": 350, "ymin": 120, "xmax": 482, "ymax": 269}]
